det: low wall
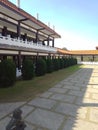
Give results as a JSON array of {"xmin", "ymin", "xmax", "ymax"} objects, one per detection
[{"xmin": 78, "ymin": 61, "xmax": 98, "ymax": 65}]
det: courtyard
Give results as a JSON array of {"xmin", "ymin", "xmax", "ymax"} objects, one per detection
[{"xmin": 0, "ymin": 64, "xmax": 98, "ymax": 130}]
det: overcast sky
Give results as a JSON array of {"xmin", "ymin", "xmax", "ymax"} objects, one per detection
[{"xmin": 9, "ymin": 0, "xmax": 98, "ymax": 50}]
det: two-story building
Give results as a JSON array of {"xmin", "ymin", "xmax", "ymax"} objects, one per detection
[{"xmin": 0, "ymin": 0, "xmax": 61, "ymax": 74}]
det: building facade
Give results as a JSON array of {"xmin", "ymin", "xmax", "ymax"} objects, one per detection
[{"xmin": 0, "ymin": 0, "xmax": 61, "ymax": 73}]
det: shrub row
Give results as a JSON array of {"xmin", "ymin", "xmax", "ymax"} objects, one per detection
[
  {"xmin": 0, "ymin": 59, "xmax": 16, "ymax": 87},
  {"xmin": 0, "ymin": 57, "xmax": 77, "ymax": 88}
]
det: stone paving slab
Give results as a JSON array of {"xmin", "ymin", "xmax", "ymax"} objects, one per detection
[
  {"xmin": 48, "ymin": 87, "xmax": 68, "ymax": 94},
  {"xmin": 25, "ymin": 108, "xmax": 65, "ymax": 130},
  {"xmin": 25, "ymin": 123, "xmax": 35, "ymax": 130},
  {"xmin": 20, "ymin": 105, "xmax": 35, "ymax": 118},
  {"xmin": 68, "ymin": 90, "xmax": 90, "ymax": 98},
  {"xmin": 28, "ymin": 97, "xmax": 57, "ymax": 110},
  {"xmin": 75, "ymin": 97, "xmax": 98, "ymax": 105},
  {"xmin": 54, "ymin": 84, "xmax": 63, "ymax": 88},
  {"xmin": 68, "ymin": 90, "xmax": 85, "ymax": 97},
  {"xmin": 89, "ymin": 108, "xmax": 98, "ymax": 123},
  {"xmin": 86, "ymin": 88, "xmax": 98, "ymax": 93},
  {"xmin": 50, "ymin": 93, "xmax": 76, "ymax": 103},
  {"xmin": 92, "ymin": 93, "xmax": 98, "ymax": 100},
  {"xmin": 63, "ymin": 117, "xmax": 98, "ymax": 130},
  {"xmin": 92, "ymin": 85, "xmax": 98, "ymax": 89},
  {"xmin": 0, "ymin": 117, "xmax": 11, "ymax": 130},
  {"xmin": 63, "ymin": 85, "xmax": 80, "ymax": 90},
  {"xmin": 39, "ymin": 91, "xmax": 53, "ymax": 98},
  {"xmin": 0, "ymin": 102, "xmax": 25, "ymax": 120},
  {"xmin": 55, "ymin": 102, "xmax": 87, "ymax": 119}
]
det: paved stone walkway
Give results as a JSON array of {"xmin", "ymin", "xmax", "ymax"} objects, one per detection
[{"xmin": 0, "ymin": 65, "xmax": 98, "ymax": 130}]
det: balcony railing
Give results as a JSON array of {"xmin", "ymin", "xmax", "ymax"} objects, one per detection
[{"xmin": 0, "ymin": 35, "xmax": 57, "ymax": 53}]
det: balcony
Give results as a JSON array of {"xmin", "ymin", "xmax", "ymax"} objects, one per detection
[{"xmin": 0, "ymin": 35, "xmax": 57, "ymax": 53}]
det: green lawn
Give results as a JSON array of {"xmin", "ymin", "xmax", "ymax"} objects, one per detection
[{"xmin": 0, "ymin": 65, "xmax": 81, "ymax": 102}]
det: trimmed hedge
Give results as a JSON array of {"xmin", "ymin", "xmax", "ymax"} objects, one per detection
[
  {"xmin": 59, "ymin": 58, "xmax": 64, "ymax": 69},
  {"xmin": 0, "ymin": 59, "xmax": 16, "ymax": 87},
  {"xmin": 22, "ymin": 59, "xmax": 34, "ymax": 80},
  {"xmin": 0, "ymin": 57, "xmax": 77, "ymax": 86},
  {"xmin": 63, "ymin": 57, "xmax": 76, "ymax": 67},
  {"xmin": 46, "ymin": 58, "xmax": 53, "ymax": 73},
  {"xmin": 35, "ymin": 58, "xmax": 46, "ymax": 76},
  {"xmin": 52, "ymin": 58, "xmax": 60, "ymax": 71}
]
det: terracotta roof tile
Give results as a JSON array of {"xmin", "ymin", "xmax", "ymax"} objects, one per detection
[
  {"xmin": 70, "ymin": 50, "xmax": 98, "ymax": 55},
  {"xmin": 57, "ymin": 48, "xmax": 98, "ymax": 55}
]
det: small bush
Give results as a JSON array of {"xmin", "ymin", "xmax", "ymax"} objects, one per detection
[
  {"xmin": 59, "ymin": 58, "xmax": 64, "ymax": 69},
  {"xmin": 63, "ymin": 57, "xmax": 77, "ymax": 67},
  {"xmin": 64, "ymin": 58, "xmax": 70, "ymax": 67},
  {"xmin": 46, "ymin": 58, "xmax": 53, "ymax": 73},
  {"xmin": 22, "ymin": 59, "xmax": 34, "ymax": 80},
  {"xmin": 68, "ymin": 57, "xmax": 77, "ymax": 66},
  {"xmin": 74, "ymin": 58, "xmax": 77, "ymax": 65},
  {"xmin": 0, "ymin": 59, "xmax": 16, "ymax": 87},
  {"xmin": 52, "ymin": 58, "xmax": 60, "ymax": 71},
  {"xmin": 35, "ymin": 58, "xmax": 46, "ymax": 76}
]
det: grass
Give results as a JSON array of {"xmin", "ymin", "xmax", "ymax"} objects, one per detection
[{"xmin": 0, "ymin": 65, "xmax": 82, "ymax": 102}]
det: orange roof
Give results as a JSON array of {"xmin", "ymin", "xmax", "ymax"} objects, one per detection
[
  {"xmin": 57, "ymin": 48, "xmax": 71, "ymax": 55},
  {"xmin": 70, "ymin": 50, "xmax": 98, "ymax": 55},
  {"xmin": 57, "ymin": 49, "xmax": 98, "ymax": 55}
]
